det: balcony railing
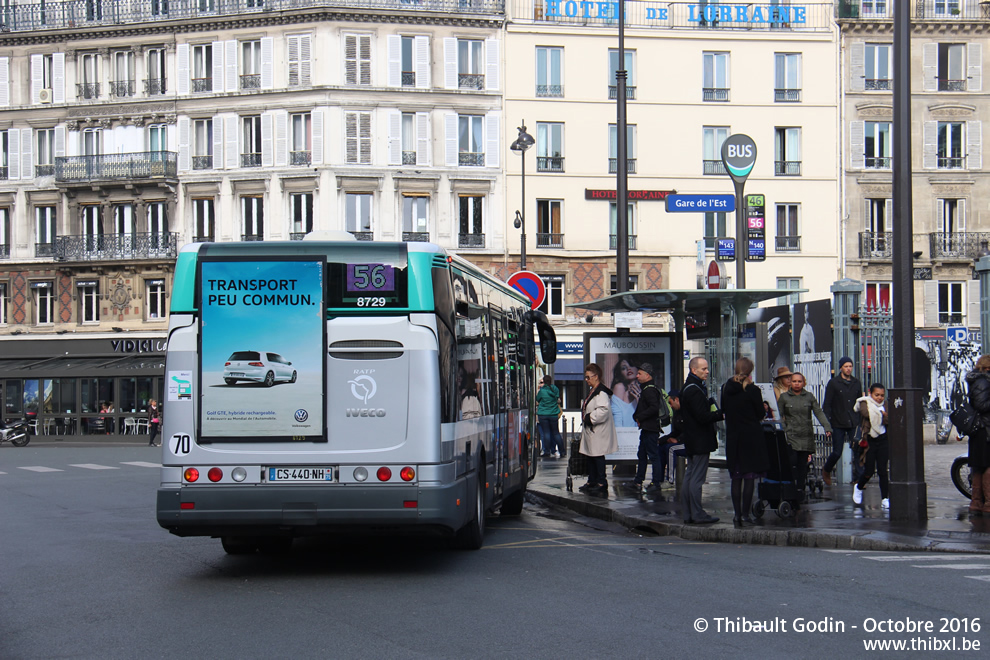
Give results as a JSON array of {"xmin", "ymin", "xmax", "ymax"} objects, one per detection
[
  {"xmin": 109, "ymin": 80, "xmax": 135, "ymax": 97},
  {"xmin": 536, "ymin": 84, "xmax": 563, "ymax": 97},
  {"xmin": 241, "ymin": 233, "xmax": 264, "ymax": 241},
  {"xmin": 289, "ymin": 232, "xmax": 308, "ymax": 241},
  {"xmin": 608, "ymin": 158, "xmax": 637, "ymax": 174},
  {"xmin": 775, "ymin": 88, "xmax": 801, "ymax": 102},
  {"xmin": 458, "ymin": 152, "xmax": 484, "ymax": 167},
  {"xmin": 349, "ymin": 231, "xmax": 374, "ymax": 241},
  {"xmin": 458, "ymin": 232, "xmax": 485, "ymax": 248},
  {"xmin": 938, "ymin": 78, "xmax": 967, "ymax": 91},
  {"xmin": 537, "ymin": 156, "xmax": 564, "ymax": 172},
  {"xmin": 703, "ymin": 87, "xmax": 730, "ymax": 102},
  {"xmin": 775, "ymin": 236, "xmax": 801, "ymax": 252},
  {"xmin": 0, "ymin": 166, "xmax": 7, "ymax": 180},
  {"xmin": 240, "ymin": 73, "xmax": 261, "ymax": 90},
  {"xmin": 859, "ymin": 231, "xmax": 892, "ymax": 260},
  {"xmin": 192, "ymin": 155, "xmax": 212, "ymax": 170},
  {"xmin": 192, "ymin": 234, "xmax": 215, "ymax": 243},
  {"xmin": 402, "ymin": 151, "xmax": 416, "ymax": 165},
  {"xmin": 76, "ymin": 82, "xmax": 100, "ymax": 99},
  {"xmin": 290, "ymin": 150, "xmax": 311, "ymax": 166},
  {"xmin": 0, "ymin": 0, "xmax": 506, "ymax": 33},
  {"xmin": 144, "ymin": 78, "xmax": 166, "ymax": 95},
  {"xmin": 458, "ymin": 73, "xmax": 484, "ymax": 90},
  {"xmin": 704, "ymin": 160, "xmax": 727, "ymax": 175},
  {"xmin": 938, "ymin": 156, "xmax": 966, "ymax": 169},
  {"xmin": 192, "ymin": 78, "xmax": 212, "ymax": 93},
  {"xmin": 35, "ymin": 242, "xmax": 54, "ymax": 258},
  {"xmin": 866, "ymin": 78, "xmax": 891, "ymax": 91},
  {"xmin": 608, "ymin": 85, "xmax": 636, "ymax": 100},
  {"xmin": 52, "ymin": 232, "xmax": 178, "ymax": 261},
  {"xmin": 865, "ymin": 156, "xmax": 891, "ymax": 169},
  {"xmin": 35, "ymin": 164, "xmax": 54, "ymax": 177},
  {"xmin": 402, "ymin": 231, "xmax": 430, "ymax": 242},
  {"xmin": 54, "ymin": 152, "xmax": 177, "ymax": 182},
  {"xmin": 930, "ymin": 232, "xmax": 990, "ymax": 259},
  {"xmin": 0, "ymin": 244, "xmax": 9, "ymax": 259},
  {"xmin": 401, "ymin": 71, "xmax": 415, "ymax": 86},
  {"xmin": 774, "ymin": 160, "xmax": 802, "ymax": 176},
  {"xmin": 537, "ymin": 232, "xmax": 564, "ymax": 248},
  {"xmin": 241, "ymin": 153, "xmax": 262, "ymax": 167},
  {"xmin": 837, "ymin": 1, "xmax": 990, "ymax": 20},
  {"xmin": 609, "ymin": 234, "xmax": 637, "ymax": 250}
]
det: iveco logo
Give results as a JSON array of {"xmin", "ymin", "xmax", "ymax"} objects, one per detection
[
  {"xmin": 294, "ymin": 409, "xmax": 309, "ymax": 422},
  {"xmin": 346, "ymin": 408, "xmax": 387, "ymax": 417},
  {"xmin": 348, "ymin": 375, "xmax": 377, "ymax": 404}
]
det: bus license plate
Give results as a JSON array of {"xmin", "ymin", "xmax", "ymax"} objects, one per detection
[{"xmin": 268, "ymin": 467, "xmax": 335, "ymax": 482}]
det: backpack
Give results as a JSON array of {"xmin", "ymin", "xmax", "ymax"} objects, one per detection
[{"xmin": 644, "ymin": 383, "xmax": 673, "ymax": 427}]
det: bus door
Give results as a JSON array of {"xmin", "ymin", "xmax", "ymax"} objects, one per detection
[{"xmin": 488, "ymin": 305, "xmax": 506, "ymax": 500}]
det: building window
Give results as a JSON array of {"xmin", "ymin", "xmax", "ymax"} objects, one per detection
[
  {"xmin": 703, "ymin": 51, "xmax": 729, "ymax": 101},
  {"xmin": 148, "ymin": 124, "xmax": 167, "ymax": 155},
  {"xmin": 775, "ymin": 204, "xmax": 800, "ymax": 252},
  {"xmin": 458, "ymin": 115, "xmax": 484, "ymax": 167},
  {"xmin": 703, "ymin": 126, "xmax": 729, "ymax": 174},
  {"xmin": 146, "ymin": 48, "xmax": 167, "ymax": 95},
  {"xmin": 866, "ymin": 282, "xmax": 891, "ymax": 311},
  {"xmin": 401, "ymin": 195, "xmax": 429, "ymax": 240},
  {"xmin": 865, "ymin": 122, "xmax": 891, "ymax": 169},
  {"xmin": 36, "ymin": 206, "xmax": 56, "ymax": 257},
  {"xmin": 193, "ymin": 198, "xmax": 215, "ymax": 242},
  {"xmin": 609, "ymin": 274, "xmax": 638, "ymax": 296},
  {"xmin": 862, "ymin": 198, "xmax": 891, "ymax": 258},
  {"xmin": 147, "ymin": 279, "xmax": 166, "ymax": 320},
  {"xmin": 400, "ymin": 36, "xmax": 417, "ymax": 87},
  {"xmin": 78, "ymin": 282, "xmax": 99, "ymax": 324},
  {"xmin": 774, "ymin": 127, "xmax": 801, "ymax": 175},
  {"xmin": 704, "ymin": 211, "xmax": 726, "ymax": 250},
  {"xmin": 608, "ymin": 48, "xmax": 635, "ymax": 99},
  {"xmin": 0, "ymin": 207, "xmax": 9, "ymax": 259},
  {"xmin": 536, "ymin": 199, "xmax": 563, "ymax": 248},
  {"xmin": 0, "ymin": 131, "xmax": 7, "ymax": 180},
  {"xmin": 457, "ymin": 39, "xmax": 484, "ymax": 90},
  {"xmin": 861, "ymin": 0, "xmax": 888, "ymax": 16},
  {"xmin": 609, "ymin": 202, "xmax": 636, "ymax": 250},
  {"xmin": 345, "ymin": 111, "xmax": 372, "ymax": 165},
  {"xmin": 536, "ymin": 122, "xmax": 564, "ymax": 172},
  {"xmin": 938, "ymin": 122, "xmax": 964, "ymax": 169},
  {"xmin": 241, "ymin": 196, "xmax": 264, "ymax": 241},
  {"xmin": 111, "ymin": 50, "xmax": 135, "ymax": 97},
  {"xmin": 0, "ymin": 282, "xmax": 7, "ymax": 325},
  {"xmin": 291, "ymin": 113, "xmax": 311, "ymax": 166},
  {"xmin": 192, "ymin": 44, "xmax": 212, "ymax": 92},
  {"xmin": 42, "ymin": 53, "xmax": 55, "ymax": 90},
  {"xmin": 193, "ymin": 119, "xmax": 213, "ymax": 170},
  {"xmin": 938, "ymin": 281, "xmax": 964, "ymax": 325},
  {"xmin": 608, "ymin": 124, "xmax": 636, "ymax": 174},
  {"xmin": 865, "ymin": 43, "xmax": 891, "ymax": 90},
  {"xmin": 399, "ymin": 112, "xmax": 417, "ymax": 165},
  {"xmin": 81, "ymin": 127, "xmax": 101, "ymax": 156},
  {"xmin": 36, "ymin": 128, "xmax": 55, "ymax": 177},
  {"xmin": 288, "ymin": 34, "xmax": 312, "ymax": 87},
  {"xmin": 458, "ymin": 195, "xmax": 484, "ymax": 248},
  {"xmin": 345, "ymin": 193, "xmax": 373, "ymax": 240},
  {"xmin": 241, "ymin": 40, "xmax": 262, "ymax": 90},
  {"xmin": 938, "ymin": 43, "xmax": 966, "ymax": 91},
  {"xmin": 113, "ymin": 204, "xmax": 134, "ymax": 243},
  {"xmin": 148, "ymin": 201, "xmax": 168, "ymax": 247},
  {"xmin": 33, "ymin": 282, "xmax": 55, "ymax": 325},
  {"xmin": 241, "ymin": 115, "xmax": 262, "ymax": 167},
  {"xmin": 78, "ymin": 53, "xmax": 100, "ymax": 99},
  {"xmin": 774, "ymin": 53, "xmax": 801, "ymax": 101},
  {"xmin": 290, "ymin": 193, "xmax": 313, "ymax": 239},
  {"xmin": 536, "ymin": 46, "xmax": 563, "ymax": 97},
  {"xmin": 345, "ymin": 34, "xmax": 372, "ymax": 86},
  {"xmin": 776, "ymin": 277, "xmax": 802, "ymax": 306},
  {"xmin": 538, "ymin": 275, "xmax": 565, "ymax": 317}
]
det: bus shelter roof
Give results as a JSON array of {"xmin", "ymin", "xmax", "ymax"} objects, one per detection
[{"xmin": 567, "ymin": 289, "xmax": 809, "ymax": 315}]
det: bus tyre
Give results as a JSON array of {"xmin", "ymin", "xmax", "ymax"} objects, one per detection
[
  {"xmin": 221, "ymin": 536, "xmax": 258, "ymax": 555},
  {"xmin": 264, "ymin": 371, "xmax": 275, "ymax": 387},
  {"xmin": 453, "ymin": 471, "xmax": 485, "ymax": 550},
  {"xmin": 501, "ymin": 481, "xmax": 525, "ymax": 516}
]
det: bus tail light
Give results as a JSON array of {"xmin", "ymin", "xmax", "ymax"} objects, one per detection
[
  {"xmin": 180, "ymin": 502, "xmax": 195, "ymax": 510},
  {"xmin": 403, "ymin": 501, "xmax": 417, "ymax": 508},
  {"xmin": 376, "ymin": 467, "xmax": 392, "ymax": 481},
  {"xmin": 184, "ymin": 467, "xmax": 200, "ymax": 482},
  {"xmin": 208, "ymin": 467, "xmax": 223, "ymax": 482},
  {"xmin": 400, "ymin": 466, "xmax": 415, "ymax": 482}
]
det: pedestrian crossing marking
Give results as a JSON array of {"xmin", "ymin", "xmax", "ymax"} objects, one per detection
[
  {"xmin": 966, "ymin": 575, "xmax": 990, "ymax": 582},
  {"xmin": 69, "ymin": 464, "xmax": 119, "ymax": 470},
  {"xmin": 120, "ymin": 461, "xmax": 160, "ymax": 468},
  {"xmin": 18, "ymin": 466, "xmax": 64, "ymax": 473},
  {"xmin": 864, "ymin": 555, "xmax": 989, "ymax": 562},
  {"xmin": 912, "ymin": 564, "xmax": 990, "ymax": 570}
]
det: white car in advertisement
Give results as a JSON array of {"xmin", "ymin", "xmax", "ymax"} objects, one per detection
[{"xmin": 222, "ymin": 351, "xmax": 297, "ymax": 387}]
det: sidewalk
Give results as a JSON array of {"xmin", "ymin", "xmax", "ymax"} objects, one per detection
[{"xmin": 527, "ymin": 442, "xmax": 990, "ymax": 554}]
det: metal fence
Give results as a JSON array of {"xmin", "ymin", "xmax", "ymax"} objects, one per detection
[{"xmin": 856, "ymin": 303, "xmax": 895, "ymax": 391}]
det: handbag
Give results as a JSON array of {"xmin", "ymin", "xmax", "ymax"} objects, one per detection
[{"xmin": 949, "ymin": 401, "xmax": 983, "ymax": 437}]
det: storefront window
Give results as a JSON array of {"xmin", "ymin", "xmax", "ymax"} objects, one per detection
[
  {"xmin": 81, "ymin": 378, "xmax": 114, "ymax": 414},
  {"xmin": 137, "ymin": 377, "xmax": 153, "ymax": 412},
  {"xmin": 5, "ymin": 379, "xmax": 22, "ymax": 416},
  {"xmin": 43, "ymin": 379, "xmax": 77, "ymax": 413},
  {"xmin": 120, "ymin": 378, "xmax": 137, "ymax": 413},
  {"xmin": 24, "ymin": 380, "xmax": 39, "ymax": 416}
]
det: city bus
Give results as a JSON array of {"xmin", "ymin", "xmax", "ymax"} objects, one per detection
[{"xmin": 156, "ymin": 236, "xmax": 557, "ymax": 552}]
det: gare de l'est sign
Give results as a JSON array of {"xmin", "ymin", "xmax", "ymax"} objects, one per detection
[{"xmin": 542, "ymin": 0, "xmax": 809, "ymax": 25}]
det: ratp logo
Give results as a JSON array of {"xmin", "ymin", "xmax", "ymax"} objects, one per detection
[
  {"xmin": 348, "ymin": 375, "xmax": 377, "ymax": 404},
  {"xmin": 294, "ymin": 409, "xmax": 309, "ymax": 423}
]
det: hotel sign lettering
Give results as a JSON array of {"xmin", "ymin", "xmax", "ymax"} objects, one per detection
[
  {"xmin": 586, "ymin": 189, "xmax": 675, "ymax": 201},
  {"xmin": 541, "ymin": 1, "xmax": 808, "ymax": 26}
]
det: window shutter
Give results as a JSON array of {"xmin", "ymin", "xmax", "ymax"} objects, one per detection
[
  {"xmin": 850, "ymin": 42, "xmax": 865, "ymax": 92},
  {"xmin": 54, "ymin": 125, "xmax": 66, "ymax": 158},
  {"xmin": 30, "ymin": 54, "xmax": 42, "ymax": 104},
  {"xmin": 387, "ymin": 109, "xmax": 401, "ymax": 165},
  {"xmin": 345, "ymin": 35, "xmax": 357, "ymax": 84},
  {"xmin": 212, "ymin": 116, "xmax": 224, "ymax": 169},
  {"xmin": 288, "ymin": 35, "xmax": 299, "ymax": 86},
  {"xmin": 7, "ymin": 128, "xmax": 18, "ymax": 179},
  {"xmin": 212, "ymin": 41, "xmax": 225, "ymax": 93},
  {"xmin": 923, "ymin": 121, "xmax": 938, "ymax": 169},
  {"xmin": 274, "ymin": 110, "xmax": 288, "ymax": 167},
  {"xmin": 177, "ymin": 116, "xmax": 191, "ymax": 172},
  {"xmin": 968, "ymin": 280, "xmax": 981, "ymax": 327},
  {"xmin": 261, "ymin": 112, "xmax": 274, "ymax": 167},
  {"xmin": 0, "ymin": 57, "xmax": 8, "ymax": 107},
  {"xmin": 415, "ymin": 36, "xmax": 430, "ymax": 89},
  {"xmin": 485, "ymin": 112, "xmax": 500, "ymax": 168},
  {"xmin": 445, "ymin": 112, "xmax": 458, "ymax": 166},
  {"xmin": 387, "ymin": 35, "xmax": 401, "ymax": 88},
  {"xmin": 52, "ymin": 53, "xmax": 65, "ymax": 103},
  {"xmin": 176, "ymin": 44, "xmax": 190, "ymax": 95},
  {"xmin": 359, "ymin": 36, "xmax": 372, "ymax": 86},
  {"xmin": 20, "ymin": 128, "xmax": 32, "ymax": 180},
  {"xmin": 924, "ymin": 281, "xmax": 939, "ymax": 327},
  {"xmin": 485, "ymin": 38, "xmax": 500, "ymax": 91},
  {"xmin": 224, "ymin": 40, "xmax": 237, "ymax": 93},
  {"xmin": 300, "ymin": 35, "xmax": 312, "ymax": 86},
  {"xmin": 960, "ymin": 198, "xmax": 967, "ymax": 231},
  {"xmin": 443, "ymin": 38, "xmax": 457, "ymax": 90},
  {"xmin": 345, "ymin": 111, "xmax": 357, "ymax": 163},
  {"xmin": 416, "ymin": 111, "xmax": 430, "ymax": 165},
  {"xmin": 225, "ymin": 115, "xmax": 238, "ymax": 168},
  {"xmin": 311, "ymin": 108, "xmax": 323, "ymax": 165},
  {"xmin": 923, "ymin": 43, "xmax": 938, "ymax": 92},
  {"xmin": 261, "ymin": 37, "xmax": 274, "ymax": 89},
  {"xmin": 969, "ymin": 43, "xmax": 982, "ymax": 92},
  {"xmin": 967, "ymin": 120, "xmax": 982, "ymax": 170},
  {"xmin": 850, "ymin": 121, "xmax": 865, "ymax": 169},
  {"xmin": 360, "ymin": 112, "xmax": 372, "ymax": 163},
  {"xmin": 885, "ymin": 199, "xmax": 893, "ymax": 232}
]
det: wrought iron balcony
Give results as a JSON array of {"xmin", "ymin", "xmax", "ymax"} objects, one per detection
[
  {"xmin": 402, "ymin": 231, "xmax": 430, "ymax": 242},
  {"xmin": 938, "ymin": 78, "xmax": 966, "ymax": 91},
  {"xmin": 35, "ymin": 242, "xmax": 54, "ymax": 257},
  {"xmin": 537, "ymin": 232, "xmax": 563, "ymax": 248},
  {"xmin": 703, "ymin": 87, "xmax": 729, "ymax": 102},
  {"xmin": 144, "ymin": 78, "xmax": 166, "ymax": 95},
  {"xmin": 52, "ymin": 232, "xmax": 178, "ymax": 262},
  {"xmin": 76, "ymin": 82, "xmax": 100, "ymax": 99},
  {"xmin": 35, "ymin": 164, "xmax": 54, "ymax": 177},
  {"xmin": 865, "ymin": 156, "xmax": 891, "ymax": 169},
  {"xmin": 608, "ymin": 158, "xmax": 636, "ymax": 174},
  {"xmin": 349, "ymin": 231, "xmax": 374, "ymax": 241},
  {"xmin": 192, "ymin": 234, "xmax": 214, "ymax": 243},
  {"xmin": 290, "ymin": 150, "xmax": 312, "ymax": 166},
  {"xmin": 775, "ymin": 88, "xmax": 801, "ymax": 102},
  {"xmin": 537, "ymin": 156, "xmax": 564, "ymax": 172},
  {"xmin": 458, "ymin": 232, "xmax": 485, "ymax": 248},
  {"xmin": 109, "ymin": 80, "xmax": 135, "ymax": 97},
  {"xmin": 938, "ymin": 156, "xmax": 966, "ymax": 169},
  {"xmin": 0, "ymin": 166, "xmax": 7, "ymax": 180},
  {"xmin": 929, "ymin": 232, "xmax": 990, "ymax": 259},
  {"xmin": 401, "ymin": 71, "xmax": 415, "ymax": 86},
  {"xmin": 192, "ymin": 155, "xmax": 212, "ymax": 170},
  {"xmin": 458, "ymin": 73, "xmax": 484, "ymax": 90},
  {"xmin": 609, "ymin": 234, "xmax": 637, "ymax": 250},
  {"xmin": 54, "ymin": 152, "xmax": 177, "ymax": 182},
  {"xmin": 775, "ymin": 236, "xmax": 801, "ymax": 252},
  {"xmin": 866, "ymin": 78, "xmax": 891, "ymax": 91},
  {"xmin": 775, "ymin": 160, "xmax": 802, "ymax": 176},
  {"xmin": 192, "ymin": 78, "xmax": 212, "ymax": 93},
  {"xmin": 536, "ymin": 84, "xmax": 563, "ymax": 97},
  {"xmin": 241, "ymin": 153, "xmax": 262, "ymax": 167},
  {"xmin": 859, "ymin": 231, "xmax": 892, "ymax": 260},
  {"xmin": 289, "ymin": 232, "xmax": 308, "ymax": 241},
  {"xmin": 704, "ymin": 160, "xmax": 727, "ymax": 175},
  {"xmin": 402, "ymin": 151, "xmax": 416, "ymax": 165},
  {"xmin": 458, "ymin": 152, "xmax": 484, "ymax": 167},
  {"xmin": 608, "ymin": 85, "xmax": 636, "ymax": 100},
  {"xmin": 240, "ymin": 74, "xmax": 261, "ymax": 90},
  {"xmin": 0, "ymin": 244, "xmax": 9, "ymax": 259},
  {"xmin": 241, "ymin": 233, "xmax": 264, "ymax": 241}
]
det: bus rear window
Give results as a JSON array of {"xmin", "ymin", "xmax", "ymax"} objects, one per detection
[{"xmin": 327, "ymin": 262, "xmax": 408, "ymax": 309}]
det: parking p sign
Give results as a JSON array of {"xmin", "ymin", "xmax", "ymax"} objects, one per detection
[{"xmin": 948, "ymin": 326, "xmax": 969, "ymax": 343}]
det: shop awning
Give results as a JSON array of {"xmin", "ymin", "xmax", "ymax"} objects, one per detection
[{"xmin": 0, "ymin": 355, "xmax": 165, "ymax": 378}]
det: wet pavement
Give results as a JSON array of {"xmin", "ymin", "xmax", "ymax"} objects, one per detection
[{"xmin": 527, "ymin": 442, "xmax": 990, "ymax": 554}]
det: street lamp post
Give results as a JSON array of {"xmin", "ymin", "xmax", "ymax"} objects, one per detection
[{"xmin": 511, "ymin": 122, "xmax": 535, "ymax": 270}]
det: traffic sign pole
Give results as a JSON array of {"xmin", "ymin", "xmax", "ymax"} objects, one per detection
[
  {"xmin": 734, "ymin": 179, "xmax": 747, "ymax": 288},
  {"xmin": 721, "ymin": 134, "xmax": 757, "ymax": 290}
]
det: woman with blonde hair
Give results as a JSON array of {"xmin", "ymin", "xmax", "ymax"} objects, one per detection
[
  {"xmin": 579, "ymin": 363, "xmax": 619, "ymax": 496},
  {"xmin": 721, "ymin": 357, "xmax": 770, "ymax": 525},
  {"xmin": 964, "ymin": 354, "xmax": 990, "ymax": 515}
]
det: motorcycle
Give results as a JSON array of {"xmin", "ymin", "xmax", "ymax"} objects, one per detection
[
  {"xmin": 951, "ymin": 453, "xmax": 972, "ymax": 500},
  {"xmin": 0, "ymin": 418, "xmax": 31, "ymax": 447}
]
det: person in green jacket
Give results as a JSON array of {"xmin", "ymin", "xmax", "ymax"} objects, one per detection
[
  {"xmin": 536, "ymin": 375, "xmax": 564, "ymax": 458},
  {"xmin": 777, "ymin": 372, "xmax": 832, "ymax": 502}
]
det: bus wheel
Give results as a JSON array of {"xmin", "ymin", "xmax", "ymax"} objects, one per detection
[
  {"xmin": 501, "ymin": 481, "xmax": 525, "ymax": 516},
  {"xmin": 264, "ymin": 371, "xmax": 275, "ymax": 387},
  {"xmin": 221, "ymin": 536, "xmax": 258, "ymax": 555},
  {"xmin": 453, "ymin": 471, "xmax": 485, "ymax": 550}
]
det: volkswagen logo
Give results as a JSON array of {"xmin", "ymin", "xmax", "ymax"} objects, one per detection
[{"xmin": 294, "ymin": 409, "xmax": 309, "ymax": 422}]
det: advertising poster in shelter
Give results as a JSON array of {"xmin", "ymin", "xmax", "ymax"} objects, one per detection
[
  {"xmin": 199, "ymin": 259, "xmax": 325, "ymax": 440},
  {"xmin": 791, "ymin": 298, "xmax": 833, "ymax": 404},
  {"xmin": 584, "ymin": 333, "xmax": 679, "ymax": 461},
  {"xmin": 746, "ymin": 304, "xmax": 792, "ymax": 379}
]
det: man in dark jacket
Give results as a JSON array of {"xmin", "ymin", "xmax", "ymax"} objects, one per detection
[
  {"xmin": 821, "ymin": 356, "xmax": 864, "ymax": 485},
  {"xmin": 631, "ymin": 361, "xmax": 664, "ymax": 491},
  {"xmin": 679, "ymin": 357, "xmax": 724, "ymax": 524}
]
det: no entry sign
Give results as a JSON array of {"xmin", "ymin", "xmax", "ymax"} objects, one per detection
[{"xmin": 507, "ymin": 271, "xmax": 546, "ymax": 309}]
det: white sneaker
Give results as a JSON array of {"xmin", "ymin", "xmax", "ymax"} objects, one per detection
[
  {"xmin": 852, "ymin": 484, "xmax": 864, "ymax": 505},
  {"xmin": 553, "ymin": 451, "xmax": 560, "ymax": 459},
  {"xmin": 881, "ymin": 498, "xmax": 890, "ymax": 510}
]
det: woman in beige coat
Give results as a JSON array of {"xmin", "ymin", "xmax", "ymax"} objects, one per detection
[{"xmin": 579, "ymin": 363, "xmax": 619, "ymax": 496}]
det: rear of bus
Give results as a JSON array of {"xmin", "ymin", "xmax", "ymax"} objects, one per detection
[{"xmin": 156, "ymin": 241, "xmax": 480, "ymax": 549}]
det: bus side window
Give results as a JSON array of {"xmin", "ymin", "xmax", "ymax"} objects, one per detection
[{"xmin": 433, "ymin": 267, "xmax": 457, "ymax": 424}]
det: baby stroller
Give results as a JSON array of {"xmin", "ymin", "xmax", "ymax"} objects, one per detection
[{"xmin": 753, "ymin": 421, "xmax": 802, "ymax": 518}]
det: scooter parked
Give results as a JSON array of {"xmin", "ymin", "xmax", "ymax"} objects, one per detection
[
  {"xmin": 0, "ymin": 418, "xmax": 31, "ymax": 447},
  {"xmin": 952, "ymin": 454, "xmax": 972, "ymax": 500}
]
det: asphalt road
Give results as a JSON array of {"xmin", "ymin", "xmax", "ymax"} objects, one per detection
[{"xmin": 1, "ymin": 446, "xmax": 987, "ymax": 659}]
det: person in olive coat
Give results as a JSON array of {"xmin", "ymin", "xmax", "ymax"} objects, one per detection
[
  {"xmin": 777, "ymin": 372, "xmax": 832, "ymax": 502},
  {"xmin": 721, "ymin": 357, "xmax": 770, "ymax": 525}
]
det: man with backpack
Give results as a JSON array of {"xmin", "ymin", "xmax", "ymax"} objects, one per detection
[{"xmin": 631, "ymin": 361, "xmax": 670, "ymax": 492}]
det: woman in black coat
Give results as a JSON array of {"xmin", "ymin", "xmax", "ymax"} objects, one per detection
[
  {"xmin": 721, "ymin": 357, "xmax": 770, "ymax": 525},
  {"xmin": 964, "ymin": 354, "xmax": 990, "ymax": 515}
]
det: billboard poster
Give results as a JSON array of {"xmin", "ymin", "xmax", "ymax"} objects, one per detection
[
  {"xmin": 791, "ymin": 298, "xmax": 833, "ymax": 404},
  {"xmin": 584, "ymin": 333, "xmax": 679, "ymax": 461},
  {"xmin": 747, "ymin": 304, "xmax": 791, "ymax": 380},
  {"xmin": 199, "ymin": 258, "xmax": 325, "ymax": 441}
]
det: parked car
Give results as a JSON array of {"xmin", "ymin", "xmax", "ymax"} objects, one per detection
[{"xmin": 223, "ymin": 351, "xmax": 296, "ymax": 387}]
